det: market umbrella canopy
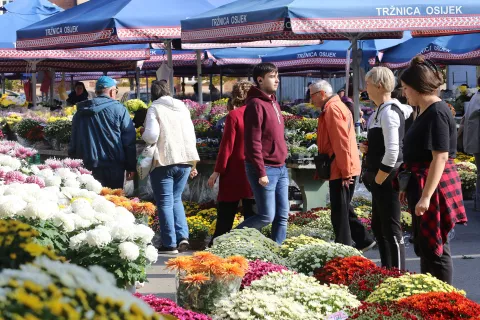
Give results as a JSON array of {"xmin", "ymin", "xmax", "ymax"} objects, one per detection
[
  {"xmin": 207, "ymin": 47, "xmax": 285, "ymax": 65},
  {"xmin": 181, "ymin": 0, "xmax": 480, "ymax": 43},
  {"xmin": 0, "ymin": 0, "xmax": 62, "ymax": 49},
  {"xmin": 261, "ymin": 40, "xmax": 378, "ymax": 70},
  {"xmin": 15, "ymin": 0, "xmax": 238, "ymax": 49},
  {"xmin": 381, "ymin": 33, "xmax": 480, "ymax": 68}
]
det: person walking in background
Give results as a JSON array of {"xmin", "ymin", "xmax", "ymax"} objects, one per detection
[
  {"xmin": 207, "ymin": 81, "xmax": 256, "ymax": 244},
  {"xmin": 67, "ymin": 82, "xmax": 89, "ymax": 106},
  {"xmin": 309, "ymin": 80, "xmax": 376, "ymax": 252},
  {"xmin": 142, "ymin": 80, "xmax": 200, "ymax": 254},
  {"xmin": 362, "ymin": 67, "xmax": 413, "ymax": 270},
  {"xmin": 400, "ymin": 55, "xmax": 467, "ymax": 284},
  {"xmin": 69, "ymin": 76, "xmax": 136, "ymax": 189},
  {"xmin": 462, "ymin": 76, "xmax": 480, "ymax": 211},
  {"xmin": 236, "ymin": 63, "xmax": 289, "ymax": 245}
]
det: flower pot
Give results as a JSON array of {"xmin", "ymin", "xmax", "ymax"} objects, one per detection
[
  {"xmin": 177, "ymin": 275, "xmax": 242, "ymax": 314},
  {"xmin": 125, "ymin": 283, "xmax": 136, "ymax": 293}
]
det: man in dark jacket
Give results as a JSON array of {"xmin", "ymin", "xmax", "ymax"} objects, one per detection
[
  {"xmin": 236, "ymin": 63, "xmax": 289, "ymax": 244},
  {"xmin": 68, "ymin": 76, "xmax": 136, "ymax": 189}
]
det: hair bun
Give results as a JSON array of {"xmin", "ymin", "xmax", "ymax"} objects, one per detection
[{"xmin": 411, "ymin": 55, "xmax": 426, "ymax": 66}]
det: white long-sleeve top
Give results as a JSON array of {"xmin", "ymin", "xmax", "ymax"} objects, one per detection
[
  {"xmin": 367, "ymin": 99, "xmax": 413, "ymax": 170},
  {"xmin": 142, "ymin": 96, "xmax": 199, "ymax": 168}
]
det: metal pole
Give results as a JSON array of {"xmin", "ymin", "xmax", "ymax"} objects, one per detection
[
  {"xmin": 1, "ymin": 73, "xmax": 5, "ymax": 94},
  {"xmin": 145, "ymin": 70, "xmax": 149, "ymax": 98},
  {"xmin": 135, "ymin": 67, "xmax": 140, "ymax": 99},
  {"xmin": 166, "ymin": 41, "xmax": 174, "ymax": 95},
  {"xmin": 70, "ymin": 75, "xmax": 74, "ymax": 92},
  {"xmin": 50, "ymin": 69, "xmax": 55, "ymax": 107},
  {"xmin": 32, "ymin": 70, "xmax": 37, "ymax": 108},
  {"xmin": 196, "ymin": 50, "xmax": 203, "ymax": 105},
  {"xmin": 209, "ymin": 73, "xmax": 213, "ymax": 99},
  {"xmin": 352, "ymin": 37, "xmax": 361, "ymax": 135},
  {"xmin": 220, "ymin": 68, "xmax": 223, "ymax": 97}
]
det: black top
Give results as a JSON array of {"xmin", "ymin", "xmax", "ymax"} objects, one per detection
[{"xmin": 403, "ymin": 101, "xmax": 456, "ymax": 163}]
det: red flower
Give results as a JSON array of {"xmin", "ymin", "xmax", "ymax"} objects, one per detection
[
  {"xmin": 348, "ymin": 267, "xmax": 409, "ymax": 301},
  {"xmin": 398, "ymin": 292, "xmax": 480, "ymax": 320},
  {"xmin": 314, "ymin": 256, "xmax": 379, "ymax": 286},
  {"xmin": 349, "ymin": 302, "xmax": 421, "ymax": 320}
]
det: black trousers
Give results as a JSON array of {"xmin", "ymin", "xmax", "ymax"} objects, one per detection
[
  {"xmin": 370, "ymin": 169, "xmax": 406, "ymax": 270},
  {"xmin": 329, "ymin": 177, "xmax": 374, "ymax": 248},
  {"xmin": 210, "ymin": 199, "xmax": 256, "ymax": 244},
  {"xmin": 408, "ymin": 178, "xmax": 453, "ymax": 284}
]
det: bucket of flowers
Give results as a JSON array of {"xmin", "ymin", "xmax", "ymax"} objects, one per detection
[{"xmin": 166, "ymin": 252, "xmax": 248, "ymax": 314}]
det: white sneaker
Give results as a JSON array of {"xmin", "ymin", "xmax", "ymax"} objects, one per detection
[{"xmin": 361, "ymin": 241, "xmax": 377, "ymax": 253}]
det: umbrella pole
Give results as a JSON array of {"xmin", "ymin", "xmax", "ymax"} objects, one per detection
[
  {"xmin": 1, "ymin": 73, "xmax": 5, "ymax": 94},
  {"xmin": 32, "ymin": 65, "xmax": 37, "ymax": 109},
  {"xmin": 145, "ymin": 70, "xmax": 149, "ymax": 99},
  {"xmin": 351, "ymin": 36, "xmax": 361, "ymax": 135},
  {"xmin": 135, "ymin": 67, "xmax": 140, "ymax": 99},
  {"xmin": 196, "ymin": 50, "xmax": 203, "ymax": 105},
  {"xmin": 220, "ymin": 68, "xmax": 223, "ymax": 97},
  {"xmin": 166, "ymin": 41, "xmax": 174, "ymax": 95},
  {"xmin": 279, "ymin": 75, "xmax": 282, "ymax": 103},
  {"xmin": 70, "ymin": 75, "xmax": 74, "ymax": 92},
  {"xmin": 50, "ymin": 69, "xmax": 55, "ymax": 108}
]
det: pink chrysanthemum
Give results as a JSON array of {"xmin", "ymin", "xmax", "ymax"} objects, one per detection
[
  {"xmin": 241, "ymin": 260, "xmax": 290, "ymax": 289},
  {"xmin": 36, "ymin": 165, "xmax": 49, "ymax": 170},
  {"xmin": 15, "ymin": 146, "xmax": 35, "ymax": 159},
  {"xmin": 4, "ymin": 171, "xmax": 27, "ymax": 184},
  {"xmin": 45, "ymin": 158, "xmax": 64, "ymax": 170},
  {"xmin": 134, "ymin": 294, "xmax": 211, "ymax": 320},
  {"xmin": 62, "ymin": 158, "xmax": 83, "ymax": 168},
  {"xmin": 77, "ymin": 167, "xmax": 92, "ymax": 175},
  {"xmin": 0, "ymin": 145, "xmax": 11, "ymax": 155},
  {"xmin": 0, "ymin": 169, "xmax": 6, "ymax": 180},
  {"xmin": 25, "ymin": 175, "xmax": 46, "ymax": 188}
]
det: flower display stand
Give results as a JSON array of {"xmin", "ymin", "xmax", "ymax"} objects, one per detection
[{"xmin": 289, "ymin": 163, "xmax": 328, "ymax": 212}]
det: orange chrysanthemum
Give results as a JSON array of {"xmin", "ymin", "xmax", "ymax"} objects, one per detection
[
  {"xmin": 225, "ymin": 256, "xmax": 249, "ymax": 271},
  {"xmin": 165, "ymin": 256, "xmax": 194, "ymax": 272},
  {"xmin": 182, "ymin": 273, "xmax": 210, "ymax": 286},
  {"xmin": 132, "ymin": 202, "xmax": 156, "ymax": 216},
  {"xmin": 100, "ymin": 188, "xmax": 114, "ymax": 196},
  {"xmin": 214, "ymin": 263, "xmax": 245, "ymax": 278}
]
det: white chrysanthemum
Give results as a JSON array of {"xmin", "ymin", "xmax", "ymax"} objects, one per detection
[
  {"xmin": 118, "ymin": 242, "xmax": 140, "ymax": 261},
  {"xmin": 56, "ymin": 168, "xmax": 77, "ymax": 180},
  {"xmin": 109, "ymin": 222, "xmax": 134, "ymax": 242},
  {"xmin": 92, "ymin": 198, "xmax": 116, "ymax": 214},
  {"xmin": 77, "ymin": 189, "xmax": 96, "ymax": 199},
  {"xmin": 94, "ymin": 213, "xmax": 115, "ymax": 223},
  {"xmin": 85, "ymin": 180, "xmax": 102, "ymax": 194},
  {"xmin": 52, "ymin": 213, "xmax": 75, "ymax": 232},
  {"xmin": 0, "ymin": 195, "xmax": 27, "ymax": 218},
  {"xmin": 0, "ymin": 155, "xmax": 21, "ymax": 170},
  {"xmin": 145, "ymin": 245, "xmax": 158, "ymax": 264},
  {"xmin": 38, "ymin": 189, "xmax": 60, "ymax": 203},
  {"xmin": 20, "ymin": 201, "xmax": 59, "ymax": 220},
  {"xmin": 0, "ymin": 185, "xmax": 7, "ymax": 196},
  {"xmin": 37, "ymin": 168, "xmax": 54, "ymax": 179},
  {"xmin": 69, "ymin": 232, "xmax": 87, "ymax": 250},
  {"xmin": 132, "ymin": 224, "xmax": 155, "ymax": 244},
  {"xmin": 30, "ymin": 165, "xmax": 40, "ymax": 175},
  {"xmin": 88, "ymin": 265, "xmax": 116, "ymax": 286},
  {"xmin": 78, "ymin": 174, "xmax": 95, "ymax": 185},
  {"xmin": 70, "ymin": 215, "xmax": 93, "ymax": 229},
  {"xmin": 114, "ymin": 206, "xmax": 135, "ymax": 224},
  {"xmin": 71, "ymin": 198, "xmax": 92, "ymax": 213},
  {"xmin": 0, "ymin": 165, "xmax": 13, "ymax": 173},
  {"xmin": 63, "ymin": 178, "xmax": 80, "ymax": 189},
  {"xmin": 85, "ymin": 226, "xmax": 112, "ymax": 247},
  {"xmin": 74, "ymin": 209, "xmax": 96, "ymax": 221},
  {"xmin": 45, "ymin": 176, "xmax": 62, "ymax": 187}
]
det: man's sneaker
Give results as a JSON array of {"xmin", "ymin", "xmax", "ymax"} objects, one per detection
[
  {"xmin": 157, "ymin": 246, "xmax": 178, "ymax": 254},
  {"xmin": 360, "ymin": 241, "xmax": 377, "ymax": 253},
  {"xmin": 178, "ymin": 239, "xmax": 189, "ymax": 253}
]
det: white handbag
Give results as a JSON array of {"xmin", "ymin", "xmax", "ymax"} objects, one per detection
[{"xmin": 136, "ymin": 106, "xmax": 160, "ymax": 180}]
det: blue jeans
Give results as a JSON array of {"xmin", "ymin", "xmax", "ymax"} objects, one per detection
[
  {"xmin": 150, "ymin": 164, "xmax": 191, "ymax": 248},
  {"xmin": 237, "ymin": 163, "xmax": 289, "ymax": 244}
]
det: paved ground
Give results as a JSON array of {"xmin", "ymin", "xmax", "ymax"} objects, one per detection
[{"xmin": 140, "ymin": 200, "xmax": 480, "ymax": 303}]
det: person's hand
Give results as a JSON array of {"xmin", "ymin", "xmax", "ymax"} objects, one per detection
[
  {"xmin": 342, "ymin": 177, "xmax": 354, "ymax": 187},
  {"xmin": 359, "ymin": 142, "xmax": 368, "ymax": 154},
  {"xmin": 399, "ymin": 192, "xmax": 408, "ymax": 206},
  {"xmin": 415, "ymin": 196, "xmax": 430, "ymax": 216},
  {"xmin": 190, "ymin": 169, "xmax": 198, "ymax": 179},
  {"xmin": 259, "ymin": 176, "xmax": 269, "ymax": 187},
  {"xmin": 126, "ymin": 172, "xmax": 135, "ymax": 181},
  {"xmin": 140, "ymin": 127, "xmax": 145, "ymax": 135},
  {"xmin": 207, "ymin": 172, "xmax": 219, "ymax": 188}
]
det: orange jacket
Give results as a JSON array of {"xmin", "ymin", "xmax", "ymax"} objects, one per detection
[{"xmin": 316, "ymin": 95, "xmax": 361, "ymax": 181}]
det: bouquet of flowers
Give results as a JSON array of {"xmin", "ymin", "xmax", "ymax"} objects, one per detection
[
  {"xmin": 314, "ymin": 256, "xmax": 379, "ymax": 286},
  {"xmin": 247, "ymin": 270, "xmax": 360, "ymax": 318},
  {"xmin": 124, "ymin": 99, "xmax": 148, "ymax": 113},
  {"xmin": 184, "ymin": 100, "xmax": 208, "ymax": 119},
  {"xmin": 398, "ymin": 292, "xmax": 480, "ymax": 319},
  {"xmin": 366, "ymin": 273, "xmax": 465, "ymax": 303},
  {"xmin": 241, "ymin": 259, "xmax": 289, "ymax": 289},
  {"xmin": 0, "ymin": 219, "xmax": 63, "ymax": 270},
  {"xmin": 279, "ymin": 235, "xmax": 324, "ymax": 258},
  {"xmin": 135, "ymin": 294, "xmax": 211, "ymax": 320},
  {"xmin": 192, "ymin": 119, "xmax": 213, "ymax": 133},
  {"xmin": 286, "ymin": 242, "xmax": 362, "ymax": 276},
  {"xmin": 348, "ymin": 267, "xmax": 409, "ymax": 301},
  {"xmin": 348, "ymin": 302, "xmax": 421, "ymax": 320},
  {"xmin": 0, "ymin": 256, "xmax": 162, "ymax": 319},
  {"xmin": 213, "ymin": 289, "xmax": 308, "ymax": 320},
  {"xmin": 166, "ymin": 252, "xmax": 248, "ymax": 314}
]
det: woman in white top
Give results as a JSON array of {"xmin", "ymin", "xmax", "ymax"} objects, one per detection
[{"xmin": 142, "ymin": 80, "xmax": 200, "ymax": 254}]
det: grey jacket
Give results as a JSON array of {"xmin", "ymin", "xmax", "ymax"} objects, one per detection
[{"xmin": 463, "ymin": 91, "xmax": 480, "ymax": 154}]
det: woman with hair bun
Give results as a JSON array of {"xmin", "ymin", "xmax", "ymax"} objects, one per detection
[
  {"xmin": 400, "ymin": 55, "xmax": 467, "ymax": 284},
  {"xmin": 207, "ymin": 80, "xmax": 256, "ymax": 244}
]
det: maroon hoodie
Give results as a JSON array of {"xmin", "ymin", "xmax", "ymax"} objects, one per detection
[{"xmin": 244, "ymin": 86, "xmax": 287, "ymax": 177}]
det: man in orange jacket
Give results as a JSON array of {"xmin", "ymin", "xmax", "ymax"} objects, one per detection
[{"xmin": 310, "ymin": 80, "xmax": 376, "ymax": 251}]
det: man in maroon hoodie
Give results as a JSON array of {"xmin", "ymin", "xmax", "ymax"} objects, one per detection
[{"xmin": 236, "ymin": 63, "xmax": 289, "ymax": 244}]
